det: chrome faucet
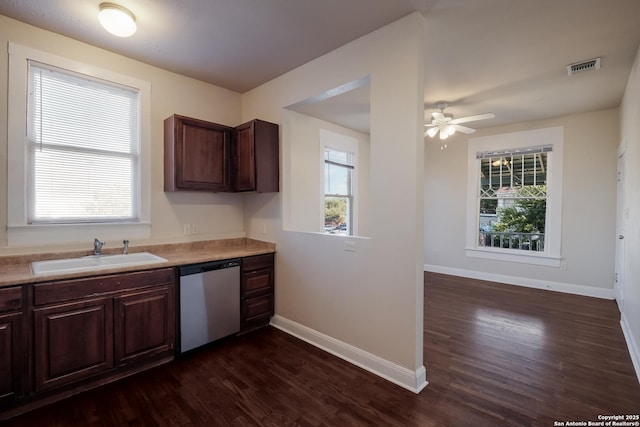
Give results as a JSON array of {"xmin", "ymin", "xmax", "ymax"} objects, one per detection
[
  {"xmin": 93, "ymin": 238, "xmax": 105, "ymax": 256},
  {"xmin": 123, "ymin": 240, "xmax": 130, "ymax": 255}
]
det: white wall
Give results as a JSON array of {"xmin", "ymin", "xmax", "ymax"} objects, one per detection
[
  {"xmin": 242, "ymin": 13, "xmax": 427, "ymax": 391},
  {"xmin": 425, "ymin": 108, "xmax": 619, "ymax": 298},
  {"xmin": 619, "ymin": 43, "xmax": 640, "ymax": 380},
  {"xmin": 0, "ymin": 15, "xmax": 244, "ymax": 254}
]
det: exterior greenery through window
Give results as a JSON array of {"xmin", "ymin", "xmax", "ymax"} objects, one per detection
[
  {"xmin": 478, "ymin": 146, "xmax": 550, "ymax": 251},
  {"xmin": 324, "ymin": 148, "xmax": 354, "ymax": 235},
  {"xmin": 27, "ymin": 61, "xmax": 140, "ymax": 223}
]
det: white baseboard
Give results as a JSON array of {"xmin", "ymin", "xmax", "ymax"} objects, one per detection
[
  {"xmin": 621, "ymin": 313, "xmax": 640, "ymax": 384},
  {"xmin": 424, "ymin": 264, "xmax": 615, "ymax": 300},
  {"xmin": 270, "ymin": 315, "xmax": 428, "ymax": 394}
]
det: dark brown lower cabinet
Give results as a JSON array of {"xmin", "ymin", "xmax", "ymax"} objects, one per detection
[
  {"xmin": 31, "ymin": 268, "xmax": 175, "ymax": 396},
  {"xmin": 114, "ymin": 287, "xmax": 174, "ymax": 366},
  {"xmin": 34, "ymin": 297, "xmax": 113, "ymax": 392},
  {"xmin": 0, "ymin": 286, "xmax": 25, "ymax": 409},
  {"xmin": 242, "ymin": 294, "xmax": 273, "ymax": 327},
  {"xmin": 241, "ymin": 253, "xmax": 274, "ymax": 331},
  {"xmin": 2, "ymin": 254, "xmax": 277, "ymax": 418},
  {"xmin": 0, "ymin": 312, "xmax": 24, "ymax": 406}
]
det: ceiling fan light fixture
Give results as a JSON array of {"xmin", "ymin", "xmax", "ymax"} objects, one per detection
[
  {"xmin": 447, "ymin": 125, "xmax": 456, "ymax": 136},
  {"xmin": 99, "ymin": 3, "xmax": 137, "ymax": 37},
  {"xmin": 425, "ymin": 104, "xmax": 495, "ymax": 140},
  {"xmin": 426, "ymin": 126, "xmax": 439, "ymax": 138}
]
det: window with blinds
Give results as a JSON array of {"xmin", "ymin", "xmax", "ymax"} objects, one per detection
[
  {"xmin": 27, "ymin": 61, "xmax": 140, "ymax": 224},
  {"xmin": 324, "ymin": 148, "xmax": 354, "ymax": 235},
  {"xmin": 477, "ymin": 145, "xmax": 551, "ymax": 252}
]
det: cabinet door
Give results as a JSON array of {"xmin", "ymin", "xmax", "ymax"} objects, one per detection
[
  {"xmin": 233, "ymin": 119, "xmax": 279, "ymax": 193},
  {"xmin": 165, "ymin": 115, "xmax": 231, "ymax": 192},
  {"xmin": 253, "ymin": 120, "xmax": 279, "ymax": 193},
  {"xmin": 234, "ymin": 121, "xmax": 256, "ymax": 191},
  {"xmin": 0, "ymin": 312, "xmax": 24, "ymax": 406},
  {"xmin": 34, "ymin": 297, "xmax": 113, "ymax": 392},
  {"xmin": 114, "ymin": 286, "xmax": 175, "ymax": 366}
]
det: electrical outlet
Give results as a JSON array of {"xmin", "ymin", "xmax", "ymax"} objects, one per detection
[
  {"xmin": 261, "ymin": 223, "xmax": 267, "ymax": 234},
  {"xmin": 183, "ymin": 224, "xmax": 191, "ymax": 235},
  {"xmin": 560, "ymin": 261, "xmax": 567, "ymax": 271},
  {"xmin": 192, "ymin": 224, "xmax": 199, "ymax": 234},
  {"xmin": 344, "ymin": 241, "xmax": 356, "ymax": 252}
]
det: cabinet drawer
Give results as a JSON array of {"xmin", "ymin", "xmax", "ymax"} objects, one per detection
[
  {"xmin": 242, "ymin": 269, "xmax": 273, "ymax": 299},
  {"xmin": 241, "ymin": 253, "xmax": 274, "ymax": 272},
  {"xmin": 34, "ymin": 268, "xmax": 175, "ymax": 306},
  {"xmin": 243, "ymin": 294, "xmax": 273, "ymax": 322},
  {"xmin": 0, "ymin": 287, "xmax": 22, "ymax": 313}
]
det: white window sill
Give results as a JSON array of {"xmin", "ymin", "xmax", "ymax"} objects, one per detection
[
  {"xmin": 7, "ymin": 222, "xmax": 151, "ymax": 247},
  {"xmin": 465, "ymin": 247, "xmax": 562, "ymax": 267}
]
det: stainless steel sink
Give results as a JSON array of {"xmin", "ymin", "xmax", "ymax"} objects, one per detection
[{"xmin": 31, "ymin": 252, "xmax": 168, "ymax": 276}]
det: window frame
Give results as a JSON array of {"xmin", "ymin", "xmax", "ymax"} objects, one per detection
[
  {"xmin": 7, "ymin": 42, "xmax": 152, "ymax": 246},
  {"xmin": 319, "ymin": 129, "xmax": 359, "ymax": 236},
  {"xmin": 323, "ymin": 148, "xmax": 354, "ymax": 235},
  {"xmin": 27, "ymin": 60, "xmax": 141, "ymax": 224},
  {"xmin": 477, "ymin": 147, "xmax": 550, "ymax": 252},
  {"xmin": 465, "ymin": 127, "xmax": 564, "ymax": 267}
]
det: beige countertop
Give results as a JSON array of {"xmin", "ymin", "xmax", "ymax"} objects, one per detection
[{"xmin": 0, "ymin": 238, "xmax": 275, "ymax": 288}]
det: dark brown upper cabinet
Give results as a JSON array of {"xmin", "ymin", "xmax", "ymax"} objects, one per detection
[
  {"xmin": 233, "ymin": 119, "xmax": 279, "ymax": 193},
  {"xmin": 164, "ymin": 114, "xmax": 232, "ymax": 192},
  {"xmin": 164, "ymin": 115, "xmax": 279, "ymax": 193}
]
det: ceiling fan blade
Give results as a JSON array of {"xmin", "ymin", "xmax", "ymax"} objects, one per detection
[
  {"xmin": 425, "ymin": 127, "xmax": 439, "ymax": 138},
  {"xmin": 449, "ymin": 112, "xmax": 495, "ymax": 125},
  {"xmin": 451, "ymin": 124, "xmax": 477, "ymax": 134},
  {"xmin": 431, "ymin": 111, "xmax": 445, "ymax": 121}
]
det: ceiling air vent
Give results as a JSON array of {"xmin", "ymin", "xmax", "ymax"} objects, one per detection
[{"xmin": 567, "ymin": 58, "xmax": 601, "ymax": 76}]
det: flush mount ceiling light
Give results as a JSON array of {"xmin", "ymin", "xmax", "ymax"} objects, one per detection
[{"xmin": 99, "ymin": 3, "xmax": 137, "ymax": 37}]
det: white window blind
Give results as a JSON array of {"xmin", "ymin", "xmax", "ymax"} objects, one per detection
[
  {"xmin": 27, "ymin": 61, "xmax": 140, "ymax": 223},
  {"xmin": 324, "ymin": 148, "xmax": 354, "ymax": 196}
]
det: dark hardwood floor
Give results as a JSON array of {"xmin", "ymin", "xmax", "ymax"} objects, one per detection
[{"xmin": 4, "ymin": 272, "xmax": 640, "ymax": 426}]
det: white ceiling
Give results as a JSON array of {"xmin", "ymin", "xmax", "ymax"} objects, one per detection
[{"xmin": 1, "ymin": 0, "xmax": 640, "ymax": 132}]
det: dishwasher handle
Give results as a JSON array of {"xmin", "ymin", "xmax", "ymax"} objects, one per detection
[{"xmin": 178, "ymin": 258, "xmax": 240, "ymax": 276}]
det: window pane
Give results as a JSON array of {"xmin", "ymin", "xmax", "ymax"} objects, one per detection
[
  {"xmin": 478, "ymin": 149, "xmax": 548, "ymax": 252},
  {"xmin": 33, "ymin": 148, "xmax": 135, "ymax": 221},
  {"xmin": 325, "ymin": 149, "xmax": 353, "ymax": 165},
  {"xmin": 324, "ymin": 196, "xmax": 350, "ymax": 235},
  {"xmin": 325, "ymin": 162, "xmax": 351, "ymax": 195}
]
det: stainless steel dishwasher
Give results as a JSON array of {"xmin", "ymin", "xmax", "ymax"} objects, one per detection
[{"xmin": 178, "ymin": 258, "xmax": 240, "ymax": 353}]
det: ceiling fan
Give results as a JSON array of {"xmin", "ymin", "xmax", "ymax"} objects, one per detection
[{"xmin": 425, "ymin": 103, "xmax": 495, "ymax": 140}]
